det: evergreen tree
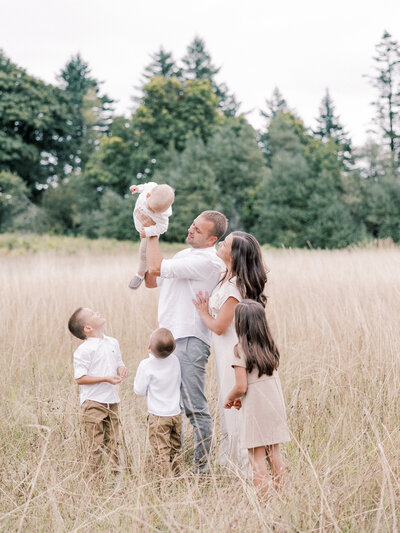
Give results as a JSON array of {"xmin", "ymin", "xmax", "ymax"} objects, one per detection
[
  {"xmin": 182, "ymin": 36, "xmax": 239, "ymax": 117},
  {"xmin": 313, "ymin": 89, "xmax": 352, "ymax": 167},
  {"xmin": 259, "ymin": 87, "xmax": 288, "ymax": 166},
  {"xmin": 142, "ymin": 47, "xmax": 181, "ymax": 82},
  {"xmin": 366, "ymin": 31, "xmax": 400, "ymax": 169},
  {"xmin": 57, "ymin": 54, "xmax": 114, "ymax": 170},
  {"xmin": 252, "ymin": 113, "xmax": 360, "ymax": 248},
  {"xmin": 261, "ymin": 86, "xmax": 288, "ymax": 122},
  {"xmin": 156, "ymin": 134, "xmax": 221, "ymax": 242},
  {"xmin": 207, "ymin": 118, "xmax": 267, "ymax": 230}
]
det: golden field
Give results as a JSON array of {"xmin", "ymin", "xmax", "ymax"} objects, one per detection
[{"xmin": 0, "ymin": 235, "xmax": 399, "ymax": 532}]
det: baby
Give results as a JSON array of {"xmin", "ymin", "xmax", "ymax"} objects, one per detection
[{"xmin": 129, "ymin": 181, "xmax": 174, "ymax": 290}]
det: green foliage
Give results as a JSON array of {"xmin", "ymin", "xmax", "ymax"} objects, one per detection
[
  {"xmin": 366, "ymin": 31, "xmax": 400, "ymax": 167},
  {"xmin": 0, "ymin": 51, "xmax": 75, "ymax": 191},
  {"xmin": 313, "ymin": 90, "xmax": 352, "ymax": 168},
  {"xmin": 252, "ymin": 114, "xmax": 360, "ymax": 248},
  {"xmin": 157, "ymin": 134, "xmax": 221, "ymax": 242},
  {"xmin": 84, "ymin": 136, "xmax": 132, "ymax": 195},
  {"xmin": 57, "ymin": 54, "xmax": 114, "ymax": 171},
  {"xmin": 96, "ymin": 189, "xmax": 135, "ymax": 241},
  {"xmin": 141, "ymin": 47, "xmax": 182, "ymax": 82},
  {"xmin": 208, "ymin": 118, "xmax": 267, "ymax": 230},
  {"xmin": 0, "ymin": 171, "xmax": 31, "ymax": 231},
  {"xmin": 181, "ymin": 36, "xmax": 239, "ymax": 117}
]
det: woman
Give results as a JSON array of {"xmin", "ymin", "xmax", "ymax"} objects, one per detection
[{"xmin": 193, "ymin": 231, "xmax": 268, "ymax": 469}]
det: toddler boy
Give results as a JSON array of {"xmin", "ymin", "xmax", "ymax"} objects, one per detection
[
  {"xmin": 129, "ymin": 181, "xmax": 174, "ymax": 290},
  {"xmin": 68, "ymin": 307, "xmax": 128, "ymax": 474},
  {"xmin": 134, "ymin": 327, "xmax": 183, "ymax": 476}
]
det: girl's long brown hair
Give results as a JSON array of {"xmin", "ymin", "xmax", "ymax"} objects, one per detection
[
  {"xmin": 222, "ymin": 231, "xmax": 268, "ymax": 307},
  {"xmin": 234, "ymin": 299, "xmax": 280, "ymax": 377}
]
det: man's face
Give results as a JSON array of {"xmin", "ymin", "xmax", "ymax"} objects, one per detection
[
  {"xmin": 80, "ymin": 308, "xmax": 106, "ymax": 332},
  {"xmin": 186, "ymin": 216, "xmax": 217, "ymax": 249}
]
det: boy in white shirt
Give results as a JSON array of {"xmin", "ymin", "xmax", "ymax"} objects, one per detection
[
  {"xmin": 129, "ymin": 181, "xmax": 174, "ymax": 290},
  {"xmin": 68, "ymin": 307, "xmax": 128, "ymax": 474},
  {"xmin": 134, "ymin": 327, "xmax": 183, "ymax": 476}
]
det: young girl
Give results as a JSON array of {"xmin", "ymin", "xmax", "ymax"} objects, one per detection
[{"xmin": 224, "ymin": 299, "xmax": 290, "ymax": 496}]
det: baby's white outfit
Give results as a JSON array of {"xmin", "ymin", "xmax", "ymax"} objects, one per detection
[{"xmin": 133, "ymin": 181, "xmax": 172, "ymax": 237}]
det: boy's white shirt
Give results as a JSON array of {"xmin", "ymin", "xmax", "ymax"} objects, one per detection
[
  {"xmin": 73, "ymin": 335, "xmax": 124, "ymax": 405},
  {"xmin": 134, "ymin": 352, "xmax": 181, "ymax": 417},
  {"xmin": 133, "ymin": 182, "xmax": 172, "ymax": 237}
]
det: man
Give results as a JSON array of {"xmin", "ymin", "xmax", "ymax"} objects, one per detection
[{"xmin": 143, "ymin": 210, "xmax": 228, "ymax": 472}]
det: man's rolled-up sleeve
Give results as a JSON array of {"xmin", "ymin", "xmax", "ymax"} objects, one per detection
[{"xmin": 160, "ymin": 255, "xmax": 210, "ymax": 280}]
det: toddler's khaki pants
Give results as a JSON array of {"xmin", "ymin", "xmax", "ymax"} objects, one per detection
[{"xmin": 148, "ymin": 413, "xmax": 183, "ymax": 476}]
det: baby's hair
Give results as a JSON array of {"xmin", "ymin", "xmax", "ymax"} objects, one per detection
[
  {"xmin": 234, "ymin": 299, "xmax": 280, "ymax": 377},
  {"xmin": 150, "ymin": 328, "xmax": 176, "ymax": 358},
  {"xmin": 68, "ymin": 307, "xmax": 86, "ymax": 340},
  {"xmin": 147, "ymin": 184, "xmax": 175, "ymax": 213}
]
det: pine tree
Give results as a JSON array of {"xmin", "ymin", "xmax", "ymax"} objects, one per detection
[
  {"xmin": 142, "ymin": 47, "xmax": 181, "ymax": 82},
  {"xmin": 313, "ymin": 89, "xmax": 352, "ymax": 167},
  {"xmin": 366, "ymin": 31, "xmax": 400, "ymax": 169},
  {"xmin": 261, "ymin": 87, "xmax": 287, "ymax": 122},
  {"xmin": 58, "ymin": 54, "xmax": 114, "ymax": 170},
  {"xmin": 182, "ymin": 36, "xmax": 239, "ymax": 117},
  {"xmin": 259, "ymin": 87, "xmax": 288, "ymax": 166}
]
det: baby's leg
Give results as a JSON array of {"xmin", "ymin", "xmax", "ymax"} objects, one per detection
[
  {"xmin": 266, "ymin": 444, "xmax": 286, "ymax": 489},
  {"xmin": 137, "ymin": 237, "xmax": 147, "ymax": 275},
  {"xmin": 129, "ymin": 237, "xmax": 147, "ymax": 290},
  {"xmin": 248, "ymin": 446, "xmax": 270, "ymax": 497}
]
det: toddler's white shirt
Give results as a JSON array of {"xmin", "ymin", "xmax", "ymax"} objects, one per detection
[
  {"xmin": 134, "ymin": 353, "xmax": 181, "ymax": 417},
  {"xmin": 73, "ymin": 335, "xmax": 124, "ymax": 405},
  {"xmin": 133, "ymin": 182, "xmax": 172, "ymax": 237}
]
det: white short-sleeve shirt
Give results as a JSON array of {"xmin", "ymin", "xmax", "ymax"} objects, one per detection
[
  {"xmin": 157, "ymin": 246, "xmax": 223, "ymax": 345},
  {"xmin": 73, "ymin": 335, "xmax": 124, "ymax": 405}
]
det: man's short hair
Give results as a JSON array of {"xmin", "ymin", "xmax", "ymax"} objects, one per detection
[
  {"xmin": 68, "ymin": 307, "xmax": 86, "ymax": 340},
  {"xmin": 200, "ymin": 210, "xmax": 228, "ymax": 241},
  {"xmin": 150, "ymin": 328, "xmax": 176, "ymax": 358}
]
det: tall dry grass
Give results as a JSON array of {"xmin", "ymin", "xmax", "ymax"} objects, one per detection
[{"xmin": 0, "ymin": 239, "xmax": 399, "ymax": 532}]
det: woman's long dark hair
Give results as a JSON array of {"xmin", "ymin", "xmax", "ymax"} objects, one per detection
[
  {"xmin": 222, "ymin": 231, "xmax": 268, "ymax": 307},
  {"xmin": 234, "ymin": 299, "xmax": 280, "ymax": 377}
]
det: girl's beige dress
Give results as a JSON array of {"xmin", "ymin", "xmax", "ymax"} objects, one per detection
[
  {"xmin": 209, "ymin": 277, "xmax": 249, "ymax": 469},
  {"xmin": 232, "ymin": 344, "xmax": 290, "ymax": 449}
]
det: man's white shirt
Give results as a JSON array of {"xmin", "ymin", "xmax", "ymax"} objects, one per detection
[
  {"xmin": 73, "ymin": 335, "xmax": 124, "ymax": 405},
  {"xmin": 134, "ymin": 353, "xmax": 181, "ymax": 417},
  {"xmin": 157, "ymin": 246, "xmax": 223, "ymax": 345}
]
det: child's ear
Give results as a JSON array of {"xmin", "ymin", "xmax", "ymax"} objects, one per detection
[
  {"xmin": 148, "ymin": 344, "xmax": 151, "ymax": 350},
  {"xmin": 83, "ymin": 324, "xmax": 92, "ymax": 335}
]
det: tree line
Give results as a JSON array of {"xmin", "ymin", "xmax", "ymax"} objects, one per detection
[{"xmin": 1, "ymin": 32, "xmax": 400, "ymax": 247}]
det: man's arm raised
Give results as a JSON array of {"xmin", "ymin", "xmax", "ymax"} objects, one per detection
[{"xmin": 144, "ymin": 236, "xmax": 163, "ymax": 288}]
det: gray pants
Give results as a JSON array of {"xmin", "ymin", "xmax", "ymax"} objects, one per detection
[{"xmin": 174, "ymin": 336, "xmax": 212, "ymax": 469}]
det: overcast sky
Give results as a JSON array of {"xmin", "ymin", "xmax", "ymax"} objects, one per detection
[{"xmin": 1, "ymin": 0, "xmax": 399, "ymax": 146}]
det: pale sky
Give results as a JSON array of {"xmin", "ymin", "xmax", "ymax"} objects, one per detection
[{"xmin": 1, "ymin": 0, "xmax": 399, "ymax": 146}]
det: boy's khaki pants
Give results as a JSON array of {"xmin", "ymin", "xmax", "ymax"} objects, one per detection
[
  {"xmin": 81, "ymin": 400, "xmax": 120, "ymax": 474},
  {"xmin": 148, "ymin": 413, "xmax": 183, "ymax": 476}
]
